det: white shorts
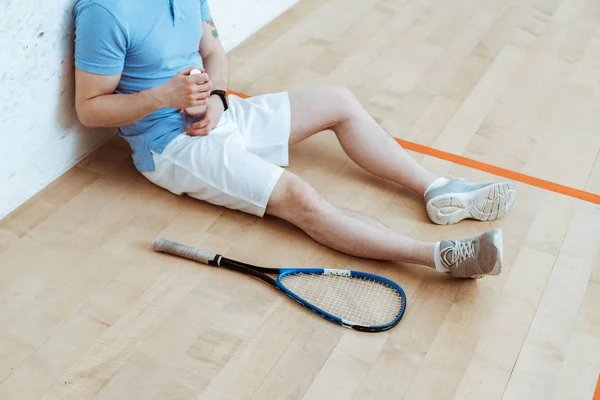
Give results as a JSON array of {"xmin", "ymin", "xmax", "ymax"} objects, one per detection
[{"xmin": 142, "ymin": 93, "xmax": 291, "ymax": 217}]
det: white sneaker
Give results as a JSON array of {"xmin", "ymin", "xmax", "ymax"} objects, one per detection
[{"xmin": 425, "ymin": 178, "xmax": 517, "ymax": 225}]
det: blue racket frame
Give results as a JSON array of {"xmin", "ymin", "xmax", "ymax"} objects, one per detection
[
  {"xmin": 154, "ymin": 237, "xmax": 408, "ymax": 333},
  {"xmin": 274, "ymin": 268, "xmax": 407, "ymax": 332}
]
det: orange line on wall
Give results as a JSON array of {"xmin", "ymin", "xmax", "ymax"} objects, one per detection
[
  {"xmin": 227, "ymin": 90, "xmax": 600, "ymax": 205},
  {"xmin": 594, "ymin": 375, "xmax": 600, "ymax": 400}
]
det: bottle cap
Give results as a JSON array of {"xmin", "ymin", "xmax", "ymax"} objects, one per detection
[{"xmin": 190, "ymin": 68, "xmax": 202, "ymax": 75}]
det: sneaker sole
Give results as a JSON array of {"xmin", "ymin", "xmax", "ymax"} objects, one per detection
[{"xmin": 427, "ymin": 182, "xmax": 516, "ymax": 225}]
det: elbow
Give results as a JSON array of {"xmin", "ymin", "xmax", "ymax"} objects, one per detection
[
  {"xmin": 80, "ymin": 119, "xmax": 100, "ymax": 129},
  {"xmin": 77, "ymin": 115, "xmax": 93, "ymax": 128},
  {"xmin": 76, "ymin": 105, "xmax": 99, "ymax": 128},
  {"xmin": 202, "ymin": 47, "xmax": 227, "ymax": 63}
]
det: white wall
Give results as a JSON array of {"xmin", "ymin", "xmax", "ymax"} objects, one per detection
[{"xmin": 0, "ymin": 0, "xmax": 299, "ymax": 220}]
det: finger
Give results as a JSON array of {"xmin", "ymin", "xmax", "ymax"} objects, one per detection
[
  {"xmin": 183, "ymin": 96, "xmax": 206, "ymax": 107},
  {"xmin": 195, "ymin": 120, "xmax": 214, "ymax": 134},
  {"xmin": 190, "ymin": 122, "xmax": 207, "ymax": 131},
  {"xmin": 178, "ymin": 66, "xmax": 198, "ymax": 76},
  {"xmin": 191, "ymin": 119, "xmax": 211, "ymax": 130},
  {"xmin": 190, "ymin": 91, "xmax": 211, "ymax": 102},
  {"xmin": 189, "ymin": 96, "xmax": 208, "ymax": 105},
  {"xmin": 192, "ymin": 92, "xmax": 211, "ymax": 102},
  {"xmin": 192, "ymin": 82, "xmax": 212, "ymax": 93},
  {"xmin": 186, "ymin": 127, "xmax": 210, "ymax": 136},
  {"xmin": 187, "ymin": 72, "xmax": 210, "ymax": 83}
]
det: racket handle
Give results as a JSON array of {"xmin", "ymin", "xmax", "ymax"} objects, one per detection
[{"xmin": 153, "ymin": 237, "xmax": 217, "ymax": 265}]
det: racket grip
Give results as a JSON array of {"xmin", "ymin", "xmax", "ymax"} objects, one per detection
[{"xmin": 153, "ymin": 237, "xmax": 217, "ymax": 265}]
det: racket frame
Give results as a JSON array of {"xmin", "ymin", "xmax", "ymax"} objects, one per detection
[
  {"xmin": 275, "ymin": 267, "xmax": 407, "ymax": 332},
  {"xmin": 156, "ymin": 238, "xmax": 407, "ymax": 332}
]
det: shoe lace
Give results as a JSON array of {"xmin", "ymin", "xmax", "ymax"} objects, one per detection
[{"xmin": 448, "ymin": 240, "xmax": 476, "ymax": 265}]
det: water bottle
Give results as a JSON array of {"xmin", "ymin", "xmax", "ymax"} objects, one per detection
[{"xmin": 183, "ymin": 68, "xmax": 207, "ymax": 129}]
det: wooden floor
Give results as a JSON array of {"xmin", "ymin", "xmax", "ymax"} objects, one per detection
[{"xmin": 2, "ymin": 0, "xmax": 600, "ymax": 398}]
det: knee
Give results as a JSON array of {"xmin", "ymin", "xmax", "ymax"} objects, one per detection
[
  {"xmin": 267, "ymin": 174, "xmax": 329, "ymax": 225},
  {"xmin": 286, "ymin": 180, "xmax": 329, "ymax": 224},
  {"xmin": 328, "ymin": 86, "xmax": 361, "ymax": 121},
  {"xmin": 334, "ymin": 86, "xmax": 359, "ymax": 106}
]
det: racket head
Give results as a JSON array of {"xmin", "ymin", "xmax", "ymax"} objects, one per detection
[{"xmin": 276, "ymin": 268, "xmax": 406, "ymax": 332}]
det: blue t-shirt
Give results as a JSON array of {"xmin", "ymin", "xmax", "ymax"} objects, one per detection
[{"xmin": 74, "ymin": 0, "xmax": 212, "ymax": 171}]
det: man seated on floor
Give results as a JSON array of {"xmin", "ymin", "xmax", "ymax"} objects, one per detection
[{"xmin": 73, "ymin": 0, "xmax": 516, "ymax": 279}]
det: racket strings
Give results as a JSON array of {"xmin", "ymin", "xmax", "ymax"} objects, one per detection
[{"xmin": 280, "ymin": 273, "xmax": 404, "ymax": 326}]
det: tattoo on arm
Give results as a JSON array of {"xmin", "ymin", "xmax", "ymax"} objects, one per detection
[{"xmin": 207, "ymin": 18, "xmax": 219, "ymax": 39}]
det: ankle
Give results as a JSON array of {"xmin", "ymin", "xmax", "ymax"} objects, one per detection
[
  {"xmin": 424, "ymin": 177, "xmax": 450, "ymax": 197},
  {"xmin": 434, "ymin": 241, "xmax": 450, "ymax": 273}
]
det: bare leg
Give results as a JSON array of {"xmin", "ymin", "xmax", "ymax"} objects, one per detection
[
  {"xmin": 266, "ymin": 172, "xmax": 436, "ymax": 268},
  {"xmin": 340, "ymin": 208, "xmax": 389, "ymax": 230},
  {"xmin": 288, "ymin": 87, "xmax": 439, "ymax": 196}
]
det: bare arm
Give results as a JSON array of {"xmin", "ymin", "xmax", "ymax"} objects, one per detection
[
  {"xmin": 75, "ymin": 69, "xmax": 158, "ymax": 128},
  {"xmin": 200, "ymin": 18, "xmax": 229, "ymax": 92},
  {"xmin": 186, "ymin": 18, "xmax": 229, "ymax": 136},
  {"xmin": 75, "ymin": 66, "xmax": 211, "ymax": 128}
]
